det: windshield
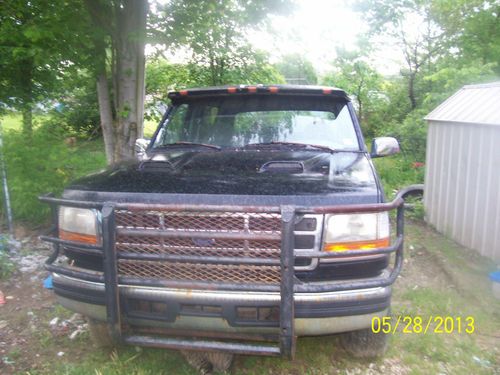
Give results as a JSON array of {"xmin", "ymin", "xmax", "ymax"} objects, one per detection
[{"xmin": 152, "ymin": 95, "xmax": 360, "ymax": 151}]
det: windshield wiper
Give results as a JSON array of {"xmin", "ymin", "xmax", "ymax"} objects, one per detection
[
  {"xmin": 244, "ymin": 141, "xmax": 336, "ymax": 153},
  {"xmin": 155, "ymin": 142, "xmax": 221, "ymax": 150}
]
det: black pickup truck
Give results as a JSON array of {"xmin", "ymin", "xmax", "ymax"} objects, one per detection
[{"xmin": 41, "ymin": 85, "xmax": 409, "ymax": 364}]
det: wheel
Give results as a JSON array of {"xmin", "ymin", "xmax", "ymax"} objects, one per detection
[
  {"xmin": 340, "ymin": 327, "xmax": 389, "ymax": 358},
  {"xmin": 87, "ymin": 319, "xmax": 114, "ymax": 348}
]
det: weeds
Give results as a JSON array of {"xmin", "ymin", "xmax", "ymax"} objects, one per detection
[
  {"xmin": 0, "ymin": 235, "xmax": 15, "ymax": 279},
  {"xmin": 0, "ymin": 250, "xmax": 15, "ymax": 279},
  {"xmin": 373, "ymin": 154, "xmax": 425, "ymax": 199}
]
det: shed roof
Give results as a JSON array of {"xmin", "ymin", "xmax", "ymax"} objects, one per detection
[{"xmin": 425, "ymin": 81, "xmax": 500, "ymax": 126}]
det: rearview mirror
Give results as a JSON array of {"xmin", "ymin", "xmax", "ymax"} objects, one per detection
[
  {"xmin": 370, "ymin": 137, "xmax": 400, "ymax": 158},
  {"xmin": 135, "ymin": 138, "xmax": 150, "ymax": 160}
]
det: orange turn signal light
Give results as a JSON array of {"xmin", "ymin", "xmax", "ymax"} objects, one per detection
[
  {"xmin": 324, "ymin": 238, "xmax": 390, "ymax": 252},
  {"xmin": 59, "ymin": 229, "xmax": 98, "ymax": 245}
]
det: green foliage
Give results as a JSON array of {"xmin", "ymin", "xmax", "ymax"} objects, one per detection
[
  {"xmin": 156, "ymin": 0, "xmax": 291, "ymax": 85},
  {"xmin": 373, "ymin": 154, "xmax": 425, "ymax": 199},
  {"xmin": 0, "ymin": 0, "xmax": 92, "ymax": 132},
  {"xmin": 422, "ymin": 61, "xmax": 497, "ymax": 110},
  {"xmin": 45, "ymin": 72, "xmax": 101, "ymax": 138},
  {"xmin": 0, "ymin": 116, "xmax": 106, "ymax": 224},
  {"xmin": 432, "ymin": 0, "xmax": 500, "ymax": 73},
  {"xmin": 322, "ymin": 47, "xmax": 384, "ymax": 137},
  {"xmin": 275, "ymin": 54, "xmax": 317, "ymax": 85},
  {"xmin": 385, "ymin": 109, "xmax": 428, "ymax": 162}
]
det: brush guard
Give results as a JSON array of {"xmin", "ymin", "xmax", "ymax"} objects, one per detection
[{"xmin": 39, "ymin": 189, "xmax": 416, "ymax": 359}]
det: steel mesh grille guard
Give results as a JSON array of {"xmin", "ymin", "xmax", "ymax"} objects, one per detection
[
  {"xmin": 118, "ymin": 260, "xmax": 281, "ymax": 284},
  {"xmin": 115, "ymin": 210, "xmax": 283, "ymax": 284}
]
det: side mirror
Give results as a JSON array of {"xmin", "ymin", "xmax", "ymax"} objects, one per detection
[
  {"xmin": 135, "ymin": 138, "xmax": 150, "ymax": 160},
  {"xmin": 370, "ymin": 137, "xmax": 400, "ymax": 158}
]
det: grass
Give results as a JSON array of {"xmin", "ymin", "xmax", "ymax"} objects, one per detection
[
  {"xmin": 54, "ymin": 348, "xmax": 194, "ymax": 375},
  {"xmin": 144, "ymin": 119, "xmax": 159, "ymax": 138},
  {"xmin": 0, "ymin": 113, "xmax": 106, "ymax": 225},
  {"xmin": 0, "ymin": 113, "xmax": 160, "ymax": 226}
]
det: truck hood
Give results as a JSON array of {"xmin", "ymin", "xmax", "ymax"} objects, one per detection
[{"xmin": 66, "ymin": 150, "xmax": 381, "ymax": 202}]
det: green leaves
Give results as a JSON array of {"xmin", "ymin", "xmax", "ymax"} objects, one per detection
[
  {"xmin": 0, "ymin": 0, "xmax": 94, "ymax": 133},
  {"xmin": 274, "ymin": 54, "xmax": 317, "ymax": 85},
  {"xmin": 155, "ymin": 0, "xmax": 290, "ymax": 85}
]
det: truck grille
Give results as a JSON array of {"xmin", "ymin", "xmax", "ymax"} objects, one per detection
[
  {"xmin": 118, "ymin": 260, "xmax": 281, "ymax": 284},
  {"xmin": 115, "ymin": 210, "xmax": 321, "ymax": 284}
]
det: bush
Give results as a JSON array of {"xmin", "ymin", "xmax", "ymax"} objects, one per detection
[
  {"xmin": 373, "ymin": 154, "xmax": 425, "ymax": 198},
  {"xmin": 47, "ymin": 74, "xmax": 102, "ymax": 138},
  {"xmin": 382, "ymin": 109, "xmax": 428, "ymax": 163}
]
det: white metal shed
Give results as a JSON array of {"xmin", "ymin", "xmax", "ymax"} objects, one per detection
[{"xmin": 424, "ymin": 82, "xmax": 500, "ymax": 262}]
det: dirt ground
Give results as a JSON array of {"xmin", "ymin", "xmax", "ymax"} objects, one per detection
[
  {"xmin": 0, "ymin": 240, "xmax": 89, "ymax": 374},
  {"xmin": 0, "ymin": 221, "xmax": 499, "ymax": 374}
]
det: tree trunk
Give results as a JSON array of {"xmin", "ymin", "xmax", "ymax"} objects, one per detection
[
  {"xmin": 85, "ymin": 0, "xmax": 147, "ymax": 165},
  {"xmin": 21, "ymin": 105, "xmax": 32, "ymax": 135},
  {"xmin": 114, "ymin": 0, "xmax": 148, "ymax": 161},
  {"xmin": 408, "ymin": 72, "xmax": 417, "ymax": 110},
  {"xmin": 96, "ymin": 72, "xmax": 115, "ymax": 164},
  {"xmin": 20, "ymin": 57, "xmax": 33, "ymax": 135},
  {"xmin": 358, "ymin": 98, "xmax": 363, "ymax": 125}
]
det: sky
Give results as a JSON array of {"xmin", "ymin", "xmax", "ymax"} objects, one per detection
[
  {"xmin": 154, "ymin": 0, "xmax": 404, "ymax": 77},
  {"xmin": 247, "ymin": 0, "xmax": 403, "ymax": 76},
  {"xmin": 248, "ymin": 0, "xmax": 366, "ymax": 73}
]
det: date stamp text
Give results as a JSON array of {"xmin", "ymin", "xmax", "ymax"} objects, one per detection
[{"xmin": 371, "ymin": 316, "xmax": 475, "ymax": 334}]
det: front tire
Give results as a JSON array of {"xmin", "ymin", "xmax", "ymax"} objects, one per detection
[
  {"xmin": 340, "ymin": 327, "xmax": 389, "ymax": 358},
  {"xmin": 87, "ymin": 319, "xmax": 114, "ymax": 348}
]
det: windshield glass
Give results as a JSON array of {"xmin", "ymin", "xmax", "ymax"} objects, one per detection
[{"xmin": 152, "ymin": 95, "xmax": 360, "ymax": 150}]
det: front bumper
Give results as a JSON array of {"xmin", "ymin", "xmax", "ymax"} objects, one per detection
[{"xmin": 52, "ymin": 272, "xmax": 391, "ymax": 336}]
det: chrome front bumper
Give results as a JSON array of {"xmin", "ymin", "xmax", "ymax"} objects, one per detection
[{"xmin": 53, "ymin": 272, "xmax": 391, "ymax": 336}]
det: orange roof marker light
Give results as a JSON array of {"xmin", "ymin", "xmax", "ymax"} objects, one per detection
[
  {"xmin": 227, "ymin": 87, "xmax": 237, "ymax": 93},
  {"xmin": 179, "ymin": 90, "xmax": 188, "ymax": 96},
  {"xmin": 269, "ymin": 86, "xmax": 279, "ymax": 93},
  {"xmin": 322, "ymin": 88, "xmax": 332, "ymax": 94},
  {"xmin": 247, "ymin": 86, "xmax": 257, "ymax": 93}
]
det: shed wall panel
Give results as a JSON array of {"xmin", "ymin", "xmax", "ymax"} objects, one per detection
[{"xmin": 425, "ymin": 121, "xmax": 500, "ymax": 262}]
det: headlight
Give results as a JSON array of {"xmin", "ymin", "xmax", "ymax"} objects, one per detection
[
  {"xmin": 59, "ymin": 207, "xmax": 100, "ymax": 244},
  {"xmin": 323, "ymin": 212, "xmax": 389, "ymax": 252}
]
